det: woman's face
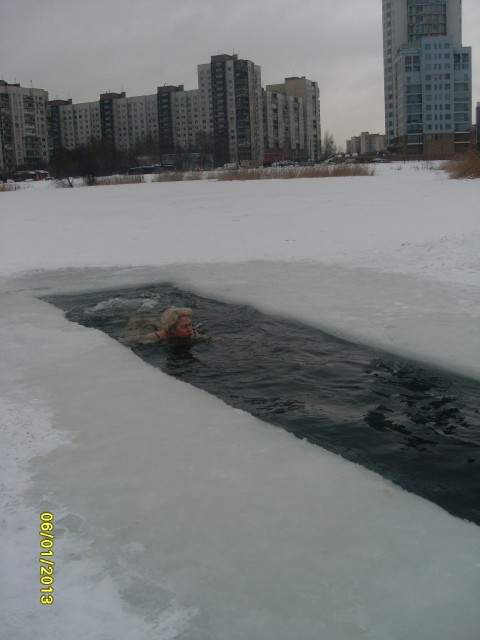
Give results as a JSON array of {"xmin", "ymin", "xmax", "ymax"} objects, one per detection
[{"xmin": 171, "ymin": 316, "xmax": 194, "ymax": 338}]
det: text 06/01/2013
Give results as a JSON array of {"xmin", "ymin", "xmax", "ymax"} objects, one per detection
[{"xmin": 39, "ymin": 512, "xmax": 55, "ymax": 605}]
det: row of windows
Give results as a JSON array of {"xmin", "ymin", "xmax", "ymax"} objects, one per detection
[
  {"xmin": 425, "ymin": 102, "xmax": 451, "ymax": 109},
  {"xmin": 409, "ymin": 24, "xmax": 447, "ymax": 37},
  {"xmin": 425, "ymin": 125, "xmax": 452, "ymax": 131},
  {"xmin": 425, "ymin": 114, "xmax": 452, "ymax": 120},
  {"xmin": 424, "ymin": 41, "xmax": 450, "ymax": 50},
  {"xmin": 406, "ymin": 124, "xmax": 452, "ymax": 134},
  {"xmin": 424, "ymin": 63, "xmax": 451, "ymax": 70},
  {"xmin": 424, "ymin": 73, "xmax": 451, "ymax": 80},
  {"xmin": 403, "ymin": 97, "xmax": 469, "ymax": 110}
]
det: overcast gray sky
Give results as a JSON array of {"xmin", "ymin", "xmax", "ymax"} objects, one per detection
[{"xmin": 1, "ymin": 0, "xmax": 479, "ymax": 148}]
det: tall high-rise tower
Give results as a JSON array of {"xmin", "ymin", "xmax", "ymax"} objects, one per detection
[
  {"xmin": 382, "ymin": 0, "xmax": 472, "ymax": 156},
  {"xmin": 198, "ymin": 54, "xmax": 264, "ymax": 167}
]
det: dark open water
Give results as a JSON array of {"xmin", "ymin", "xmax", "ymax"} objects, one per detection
[{"xmin": 45, "ymin": 284, "xmax": 480, "ymax": 524}]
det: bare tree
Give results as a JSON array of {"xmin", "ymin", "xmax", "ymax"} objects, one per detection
[{"xmin": 321, "ymin": 131, "xmax": 339, "ymax": 160}]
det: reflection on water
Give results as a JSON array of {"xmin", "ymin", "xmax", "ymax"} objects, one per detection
[{"xmin": 45, "ymin": 284, "xmax": 480, "ymax": 524}]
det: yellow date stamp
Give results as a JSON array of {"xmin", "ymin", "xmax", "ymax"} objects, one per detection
[{"xmin": 39, "ymin": 512, "xmax": 55, "ymax": 604}]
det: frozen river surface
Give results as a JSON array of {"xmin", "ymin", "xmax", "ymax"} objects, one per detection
[{"xmin": 1, "ymin": 164, "xmax": 480, "ymax": 639}]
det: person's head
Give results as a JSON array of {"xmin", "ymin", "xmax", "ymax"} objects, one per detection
[{"xmin": 160, "ymin": 307, "xmax": 194, "ymax": 338}]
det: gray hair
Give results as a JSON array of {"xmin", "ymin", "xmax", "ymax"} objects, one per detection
[{"xmin": 160, "ymin": 307, "xmax": 192, "ymax": 332}]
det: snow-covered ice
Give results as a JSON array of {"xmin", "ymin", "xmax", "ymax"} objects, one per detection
[{"xmin": 1, "ymin": 163, "xmax": 479, "ymax": 639}]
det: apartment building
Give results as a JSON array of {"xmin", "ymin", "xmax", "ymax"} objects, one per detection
[
  {"xmin": 0, "ymin": 80, "xmax": 49, "ymax": 173},
  {"xmin": 346, "ymin": 132, "xmax": 386, "ymax": 155},
  {"xmin": 264, "ymin": 76, "xmax": 321, "ymax": 162},
  {"xmin": 4, "ymin": 53, "xmax": 322, "ymax": 172},
  {"xmin": 197, "ymin": 54, "xmax": 264, "ymax": 167},
  {"xmin": 283, "ymin": 77, "xmax": 321, "ymax": 161},
  {"xmin": 264, "ymin": 88, "xmax": 304, "ymax": 160},
  {"xmin": 52, "ymin": 99, "xmax": 102, "ymax": 152},
  {"xmin": 157, "ymin": 85, "xmax": 202, "ymax": 153},
  {"xmin": 157, "ymin": 85, "xmax": 184, "ymax": 153},
  {"xmin": 382, "ymin": 0, "xmax": 472, "ymax": 156},
  {"xmin": 48, "ymin": 54, "xmax": 265, "ymax": 168},
  {"xmin": 51, "ymin": 92, "xmax": 159, "ymax": 155},
  {"xmin": 111, "ymin": 93, "xmax": 159, "ymax": 152}
]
